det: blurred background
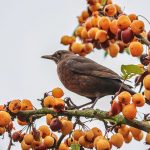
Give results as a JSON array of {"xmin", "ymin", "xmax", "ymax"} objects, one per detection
[{"xmin": 0, "ymin": 0, "xmax": 149, "ymax": 149}]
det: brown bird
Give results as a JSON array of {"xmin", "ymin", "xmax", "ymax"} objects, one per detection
[{"xmin": 42, "ymin": 50, "xmax": 135, "ymax": 108}]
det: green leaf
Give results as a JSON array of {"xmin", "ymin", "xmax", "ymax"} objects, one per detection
[
  {"xmin": 121, "ymin": 64, "xmax": 143, "ymax": 75},
  {"xmin": 104, "ymin": 51, "xmax": 108, "ymax": 57},
  {"xmin": 101, "ymin": 0, "xmax": 107, "ymax": 5},
  {"xmin": 71, "ymin": 144, "xmax": 80, "ymax": 150}
]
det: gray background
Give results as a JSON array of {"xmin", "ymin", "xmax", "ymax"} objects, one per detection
[{"xmin": 0, "ymin": 0, "xmax": 150, "ymax": 149}]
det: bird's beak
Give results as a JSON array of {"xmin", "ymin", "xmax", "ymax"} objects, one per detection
[{"xmin": 41, "ymin": 55, "xmax": 53, "ymax": 60}]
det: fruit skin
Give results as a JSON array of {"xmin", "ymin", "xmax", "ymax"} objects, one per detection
[
  {"xmin": 143, "ymin": 75, "xmax": 150, "ymax": 90},
  {"xmin": 85, "ymin": 130, "xmax": 95, "ymax": 142},
  {"xmin": 61, "ymin": 35, "xmax": 75, "ymax": 45},
  {"xmin": 117, "ymin": 15, "xmax": 131, "ymax": 30},
  {"xmin": 124, "ymin": 133, "xmax": 132, "ymax": 143},
  {"xmin": 20, "ymin": 99, "xmax": 33, "ymax": 110},
  {"xmin": 109, "ymin": 101, "xmax": 122, "ymax": 116},
  {"xmin": 58, "ymin": 143, "xmax": 69, "ymax": 150},
  {"xmin": 132, "ymin": 93, "xmax": 145, "ymax": 107},
  {"xmin": 88, "ymin": 27, "xmax": 99, "ymax": 39},
  {"xmin": 43, "ymin": 96, "xmax": 55, "ymax": 108},
  {"xmin": 129, "ymin": 127, "xmax": 141, "ymax": 137},
  {"xmin": 0, "ymin": 127, "xmax": 6, "ymax": 135},
  {"xmin": 61, "ymin": 120, "xmax": 73, "ymax": 135},
  {"xmin": 38, "ymin": 125, "xmax": 51, "ymax": 138},
  {"xmin": 95, "ymin": 30, "xmax": 108, "ymax": 43},
  {"xmin": 128, "ymin": 14, "xmax": 137, "ymax": 22},
  {"xmin": 8, "ymin": 99, "xmax": 21, "ymax": 113},
  {"xmin": 50, "ymin": 118, "xmax": 63, "ymax": 132},
  {"xmin": 130, "ymin": 20, "xmax": 144, "ymax": 35},
  {"xmin": 98, "ymin": 17, "xmax": 110, "ymax": 30},
  {"xmin": 144, "ymin": 89, "xmax": 150, "ymax": 100},
  {"xmin": 96, "ymin": 139, "xmax": 110, "ymax": 150},
  {"xmin": 133, "ymin": 131, "xmax": 143, "ymax": 141},
  {"xmin": 122, "ymin": 103, "xmax": 137, "ymax": 120},
  {"xmin": 147, "ymin": 31, "xmax": 150, "ymax": 41},
  {"xmin": 110, "ymin": 133, "xmax": 124, "ymax": 148},
  {"xmin": 145, "ymin": 133, "xmax": 150, "ymax": 144},
  {"xmin": 121, "ymin": 28, "xmax": 134, "ymax": 43},
  {"xmin": 23, "ymin": 134, "xmax": 34, "ymax": 145},
  {"xmin": 44, "ymin": 136, "xmax": 55, "ymax": 148},
  {"xmin": 108, "ymin": 43, "xmax": 119, "ymax": 57},
  {"xmin": 21, "ymin": 140, "xmax": 31, "ymax": 150},
  {"xmin": 71, "ymin": 42, "xmax": 84, "ymax": 54},
  {"xmin": 91, "ymin": 127, "xmax": 102, "ymax": 137},
  {"xmin": 129, "ymin": 41, "xmax": 143, "ymax": 57},
  {"xmin": 118, "ymin": 125, "xmax": 129, "ymax": 137},
  {"xmin": 109, "ymin": 19, "xmax": 118, "ymax": 35},
  {"xmin": 46, "ymin": 114, "xmax": 53, "ymax": 125},
  {"xmin": 53, "ymin": 98, "xmax": 65, "ymax": 112},
  {"xmin": 72, "ymin": 129, "xmax": 85, "ymax": 141},
  {"xmin": 52, "ymin": 87, "xmax": 64, "ymax": 98},
  {"xmin": 0, "ymin": 111, "xmax": 11, "ymax": 127},
  {"xmin": 104, "ymin": 4, "xmax": 117, "ymax": 17},
  {"xmin": 118, "ymin": 91, "xmax": 131, "ymax": 105}
]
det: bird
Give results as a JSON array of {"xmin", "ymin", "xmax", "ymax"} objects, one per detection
[{"xmin": 42, "ymin": 50, "xmax": 135, "ymax": 108}]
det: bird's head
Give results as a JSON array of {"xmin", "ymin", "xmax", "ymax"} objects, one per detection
[{"xmin": 41, "ymin": 50, "xmax": 74, "ymax": 64}]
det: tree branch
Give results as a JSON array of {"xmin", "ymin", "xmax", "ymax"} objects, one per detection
[{"xmin": 18, "ymin": 108, "xmax": 150, "ymax": 133}]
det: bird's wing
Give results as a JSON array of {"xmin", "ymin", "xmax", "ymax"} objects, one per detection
[{"xmin": 67, "ymin": 56, "xmax": 121, "ymax": 81}]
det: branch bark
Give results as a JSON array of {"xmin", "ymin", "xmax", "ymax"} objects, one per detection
[{"xmin": 18, "ymin": 108, "xmax": 150, "ymax": 133}]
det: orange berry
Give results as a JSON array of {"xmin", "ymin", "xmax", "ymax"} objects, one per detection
[
  {"xmin": 104, "ymin": 4, "xmax": 117, "ymax": 17},
  {"xmin": 0, "ymin": 127, "xmax": 6, "ymax": 135},
  {"xmin": 109, "ymin": 101, "xmax": 122, "ymax": 116},
  {"xmin": 117, "ymin": 15, "xmax": 131, "ymax": 30},
  {"xmin": 51, "ymin": 133, "xmax": 58, "ymax": 142},
  {"xmin": 84, "ymin": 19, "xmax": 93, "ymax": 30},
  {"xmin": 43, "ymin": 96, "xmax": 55, "ymax": 108},
  {"xmin": 38, "ymin": 125, "xmax": 51, "ymax": 138},
  {"xmin": 44, "ymin": 136, "xmax": 54, "ymax": 148},
  {"xmin": 81, "ymin": 28, "xmax": 89, "ymax": 39},
  {"xmin": 130, "ymin": 20, "xmax": 144, "ymax": 35},
  {"xmin": 64, "ymin": 137, "xmax": 78, "ymax": 147},
  {"xmin": 109, "ymin": 19, "xmax": 118, "ymax": 35},
  {"xmin": 110, "ymin": 133, "xmax": 124, "ymax": 148},
  {"xmin": 124, "ymin": 133, "xmax": 132, "ymax": 143},
  {"xmin": 53, "ymin": 98, "xmax": 65, "ymax": 112},
  {"xmin": 58, "ymin": 143, "xmax": 69, "ymax": 150},
  {"xmin": 88, "ymin": 27, "xmax": 99, "ymax": 39},
  {"xmin": 132, "ymin": 93, "xmax": 145, "ymax": 107},
  {"xmin": 72, "ymin": 129, "xmax": 85, "ymax": 141},
  {"xmin": 108, "ymin": 43, "xmax": 119, "ymax": 57},
  {"xmin": 21, "ymin": 140, "xmax": 31, "ymax": 150},
  {"xmin": 96, "ymin": 139, "xmax": 111, "ymax": 150},
  {"xmin": 122, "ymin": 103, "xmax": 137, "ymax": 120},
  {"xmin": 118, "ymin": 91, "xmax": 131, "ymax": 105},
  {"xmin": 89, "ymin": 3, "xmax": 101, "ymax": 12},
  {"xmin": 128, "ymin": 13, "xmax": 137, "ymax": 22},
  {"xmin": 147, "ymin": 63, "xmax": 150, "ymax": 73},
  {"xmin": 79, "ymin": 136, "xmax": 88, "ymax": 147},
  {"xmin": 85, "ymin": 130, "xmax": 95, "ymax": 142},
  {"xmin": 143, "ymin": 75, "xmax": 150, "ymax": 90},
  {"xmin": 91, "ymin": 16, "xmax": 100, "ymax": 27},
  {"xmin": 92, "ymin": 127, "xmax": 102, "ymax": 137},
  {"xmin": 133, "ymin": 131, "xmax": 143, "ymax": 141},
  {"xmin": 0, "ymin": 105, "xmax": 5, "ymax": 111},
  {"xmin": 0, "ymin": 111, "xmax": 11, "ymax": 127},
  {"xmin": 61, "ymin": 120, "xmax": 73, "ymax": 135},
  {"xmin": 114, "ymin": 4, "xmax": 122, "ymax": 14},
  {"xmin": 31, "ymin": 139, "xmax": 42, "ymax": 149},
  {"xmin": 8, "ymin": 99, "xmax": 21, "ymax": 113},
  {"xmin": 61, "ymin": 35, "xmax": 75, "ymax": 45},
  {"xmin": 20, "ymin": 99, "xmax": 33, "ymax": 110},
  {"xmin": 52, "ymin": 87, "xmax": 64, "ymax": 98},
  {"xmin": 129, "ymin": 41, "xmax": 143, "ymax": 57},
  {"xmin": 71, "ymin": 42, "xmax": 84, "ymax": 54},
  {"xmin": 94, "ymin": 135, "xmax": 106, "ymax": 148},
  {"xmin": 77, "ymin": 16, "xmax": 84, "ymax": 24},
  {"xmin": 81, "ymin": 10, "xmax": 89, "ymax": 20},
  {"xmin": 98, "ymin": 17, "xmax": 110, "ymax": 30},
  {"xmin": 118, "ymin": 125, "xmax": 130, "ymax": 137},
  {"xmin": 83, "ymin": 43, "xmax": 94, "ymax": 54},
  {"xmin": 46, "ymin": 114, "xmax": 53, "ymax": 125},
  {"xmin": 75, "ymin": 26, "xmax": 84, "ymax": 37},
  {"xmin": 95, "ymin": 30, "xmax": 108, "ymax": 43},
  {"xmin": 24, "ymin": 134, "xmax": 34, "ymax": 145},
  {"xmin": 145, "ymin": 133, "xmax": 150, "ymax": 144},
  {"xmin": 129, "ymin": 127, "xmax": 141, "ymax": 137},
  {"xmin": 17, "ymin": 118, "xmax": 28, "ymax": 126},
  {"xmin": 144, "ymin": 89, "xmax": 150, "ymax": 100}
]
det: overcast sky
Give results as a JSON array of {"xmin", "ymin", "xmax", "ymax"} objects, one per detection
[{"xmin": 0, "ymin": 0, "xmax": 150, "ymax": 149}]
